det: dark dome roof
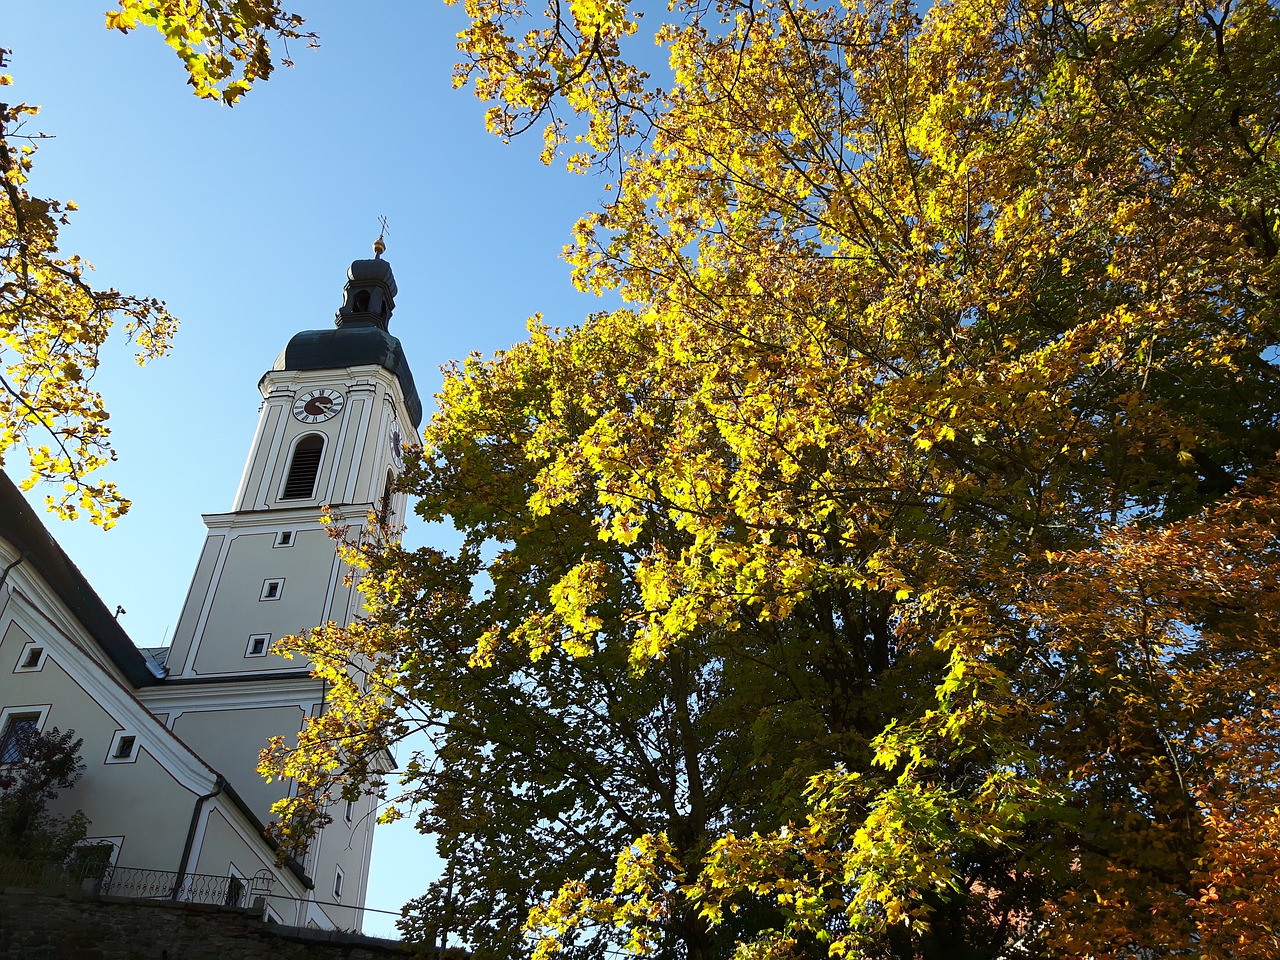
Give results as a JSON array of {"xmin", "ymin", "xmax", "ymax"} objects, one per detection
[
  {"xmin": 273, "ymin": 323, "xmax": 422, "ymax": 427},
  {"xmin": 347, "ymin": 257, "xmax": 398, "ymax": 295}
]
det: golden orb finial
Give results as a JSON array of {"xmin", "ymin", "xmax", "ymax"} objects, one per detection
[{"xmin": 373, "ymin": 235, "xmax": 386, "ymax": 258}]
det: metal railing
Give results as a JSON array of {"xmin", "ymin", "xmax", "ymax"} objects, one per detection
[
  {"xmin": 1, "ymin": 858, "xmax": 275, "ymax": 909},
  {"xmin": 98, "ymin": 865, "xmax": 275, "ymax": 907}
]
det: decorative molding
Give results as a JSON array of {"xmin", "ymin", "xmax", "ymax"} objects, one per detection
[{"xmin": 137, "ymin": 673, "xmax": 324, "ymax": 714}]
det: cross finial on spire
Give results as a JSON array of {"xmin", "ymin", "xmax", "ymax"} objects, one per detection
[{"xmin": 374, "ymin": 216, "xmax": 390, "ymax": 259}]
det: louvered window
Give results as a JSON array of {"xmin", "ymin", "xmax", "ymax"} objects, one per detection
[{"xmin": 282, "ymin": 435, "xmax": 324, "ymax": 499}]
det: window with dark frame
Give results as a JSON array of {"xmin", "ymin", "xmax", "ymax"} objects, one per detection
[
  {"xmin": 0, "ymin": 713, "xmax": 40, "ymax": 763},
  {"xmin": 281, "ymin": 435, "xmax": 324, "ymax": 500}
]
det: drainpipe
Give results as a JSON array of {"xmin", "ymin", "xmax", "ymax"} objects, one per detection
[
  {"xmin": 0, "ymin": 548, "xmax": 28, "ymax": 625},
  {"xmin": 172, "ymin": 776, "xmax": 226, "ymax": 899},
  {"xmin": 0, "ymin": 547, "xmax": 28, "ymax": 592}
]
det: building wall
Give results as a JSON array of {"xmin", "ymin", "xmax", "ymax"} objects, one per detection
[
  {"xmin": 235, "ymin": 366, "xmax": 410, "ymax": 518},
  {"xmin": 302, "ymin": 783, "xmax": 381, "ymax": 933},
  {"xmin": 0, "ymin": 587, "xmax": 205, "ymax": 872},
  {"xmin": 1, "ymin": 329, "xmax": 414, "ymax": 934},
  {"xmin": 168, "ymin": 702, "xmax": 311, "ymax": 822},
  {"xmin": 0, "ymin": 545, "xmax": 316, "ymax": 924},
  {"xmin": 190, "ymin": 804, "xmax": 310, "ymax": 926},
  {"xmin": 166, "ymin": 525, "xmax": 351, "ymax": 679}
]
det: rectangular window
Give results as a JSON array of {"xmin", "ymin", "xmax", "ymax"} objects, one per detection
[
  {"xmin": 273, "ymin": 530, "xmax": 294, "ymax": 548},
  {"xmin": 333, "ymin": 866, "xmax": 344, "ymax": 900},
  {"xmin": 345, "ymin": 799, "xmax": 355, "ymax": 823},
  {"xmin": 113, "ymin": 736, "xmax": 136, "ymax": 759},
  {"xmin": 0, "ymin": 712, "xmax": 41, "ymax": 763},
  {"xmin": 245, "ymin": 634, "xmax": 271, "ymax": 658},
  {"xmin": 260, "ymin": 578, "xmax": 284, "ymax": 601}
]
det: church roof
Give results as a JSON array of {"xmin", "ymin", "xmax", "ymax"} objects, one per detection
[
  {"xmin": 0, "ymin": 471, "xmax": 158, "ymax": 688},
  {"xmin": 270, "ymin": 252, "xmax": 422, "ymax": 426},
  {"xmin": 272, "ymin": 323, "xmax": 422, "ymax": 427}
]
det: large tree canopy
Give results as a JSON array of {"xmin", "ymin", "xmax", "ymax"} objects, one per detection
[
  {"xmin": 264, "ymin": 0, "xmax": 1280, "ymax": 957},
  {"xmin": 1, "ymin": 1, "xmax": 308, "ymax": 524}
]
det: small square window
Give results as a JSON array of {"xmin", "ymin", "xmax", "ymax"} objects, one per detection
[
  {"xmin": 245, "ymin": 634, "xmax": 271, "ymax": 658},
  {"xmin": 260, "ymin": 578, "xmax": 284, "ymax": 601},
  {"xmin": 273, "ymin": 530, "xmax": 294, "ymax": 548},
  {"xmin": 16, "ymin": 644, "xmax": 45, "ymax": 672},
  {"xmin": 106, "ymin": 730, "xmax": 138, "ymax": 763}
]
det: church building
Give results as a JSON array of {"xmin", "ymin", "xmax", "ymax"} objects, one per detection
[{"xmin": 0, "ymin": 244, "xmax": 419, "ymax": 931}]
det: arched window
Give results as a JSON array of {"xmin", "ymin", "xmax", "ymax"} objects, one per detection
[
  {"xmin": 282, "ymin": 434, "xmax": 324, "ymax": 500},
  {"xmin": 353, "ymin": 289, "xmax": 371, "ymax": 312},
  {"xmin": 378, "ymin": 469, "xmax": 395, "ymax": 522}
]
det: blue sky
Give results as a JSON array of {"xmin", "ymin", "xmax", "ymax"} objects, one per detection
[{"xmin": 5, "ymin": 0, "xmax": 617, "ymax": 933}]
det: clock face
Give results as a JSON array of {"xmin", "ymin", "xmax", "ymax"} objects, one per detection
[
  {"xmin": 292, "ymin": 388, "xmax": 345, "ymax": 423},
  {"xmin": 388, "ymin": 420, "xmax": 404, "ymax": 467}
]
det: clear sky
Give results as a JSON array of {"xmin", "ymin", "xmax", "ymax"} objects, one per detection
[{"xmin": 4, "ymin": 0, "xmax": 614, "ymax": 935}]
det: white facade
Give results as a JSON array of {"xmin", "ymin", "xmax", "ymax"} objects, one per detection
[{"xmin": 0, "ymin": 252, "xmax": 418, "ymax": 933}]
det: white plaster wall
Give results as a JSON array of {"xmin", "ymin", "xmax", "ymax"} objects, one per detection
[{"xmin": 169, "ymin": 703, "xmax": 309, "ymax": 822}]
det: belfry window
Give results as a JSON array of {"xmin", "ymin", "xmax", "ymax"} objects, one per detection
[
  {"xmin": 282, "ymin": 435, "xmax": 324, "ymax": 500},
  {"xmin": 379, "ymin": 469, "xmax": 395, "ymax": 523}
]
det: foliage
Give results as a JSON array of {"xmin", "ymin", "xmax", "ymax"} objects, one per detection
[
  {"xmin": 0, "ymin": 726, "xmax": 89, "ymax": 863},
  {"xmin": 2, "ymin": 2, "xmax": 305, "ymax": 524},
  {"xmin": 104, "ymin": 1, "xmax": 315, "ymax": 104},
  {"xmin": 265, "ymin": 490, "xmax": 864, "ymax": 959},
  {"xmin": 265, "ymin": 0, "xmax": 1280, "ymax": 957},
  {"xmin": 0, "ymin": 93, "xmax": 177, "ymax": 526}
]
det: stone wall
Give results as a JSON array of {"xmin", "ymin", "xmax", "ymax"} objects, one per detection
[{"xmin": 0, "ymin": 887, "xmax": 449, "ymax": 960}]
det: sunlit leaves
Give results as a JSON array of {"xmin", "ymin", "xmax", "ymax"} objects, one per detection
[
  {"xmin": 276, "ymin": 0, "xmax": 1278, "ymax": 956},
  {"xmin": 0, "ymin": 95, "xmax": 176, "ymax": 526},
  {"xmin": 2, "ymin": 2, "xmax": 307, "ymax": 523},
  {"xmin": 440, "ymin": 0, "xmax": 1280, "ymax": 953},
  {"xmin": 105, "ymin": 0, "xmax": 314, "ymax": 104}
]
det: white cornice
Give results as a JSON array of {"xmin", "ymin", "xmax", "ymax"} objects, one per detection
[
  {"xmin": 138, "ymin": 674, "xmax": 326, "ymax": 713},
  {"xmin": 199, "ymin": 503, "xmax": 376, "ymax": 530}
]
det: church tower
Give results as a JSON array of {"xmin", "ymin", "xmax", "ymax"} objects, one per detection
[{"xmin": 137, "ymin": 241, "xmax": 420, "ymax": 930}]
